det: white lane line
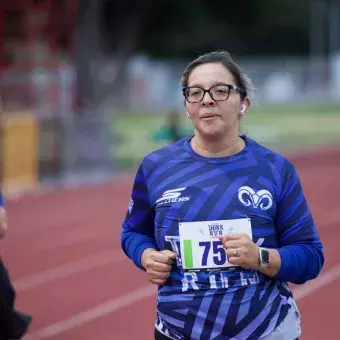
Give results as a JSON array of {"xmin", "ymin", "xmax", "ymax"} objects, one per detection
[
  {"xmin": 14, "ymin": 249, "xmax": 125, "ymax": 292},
  {"xmin": 23, "ymin": 264, "xmax": 340, "ymax": 340},
  {"xmin": 294, "ymin": 264, "xmax": 340, "ymax": 301},
  {"xmin": 23, "ymin": 284, "xmax": 156, "ymax": 340}
]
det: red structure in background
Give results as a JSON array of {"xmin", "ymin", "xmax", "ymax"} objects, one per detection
[
  {"xmin": 0, "ymin": 0, "xmax": 78, "ymax": 180},
  {"xmin": 0, "ymin": 0, "xmax": 77, "ymax": 115}
]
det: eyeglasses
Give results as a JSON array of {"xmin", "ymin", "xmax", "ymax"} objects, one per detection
[{"xmin": 182, "ymin": 84, "xmax": 246, "ymax": 103}]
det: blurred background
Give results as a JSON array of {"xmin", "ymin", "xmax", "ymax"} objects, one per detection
[
  {"xmin": 0, "ymin": 0, "xmax": 340, "ymax": 339},
  {"xmin": 1, "ymin": 0, "xmax": 340, "ymax": 188}
]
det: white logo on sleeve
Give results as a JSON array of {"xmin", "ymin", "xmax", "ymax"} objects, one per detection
[
  {"xmin": 156, "ymin": 187, "xmax": 190, "ymax": 205},
  {"xmin": 128, "ymin": 197, "xmax": 134, "ymax": 214},
  {"xmin": 238, "ymin": 186, "xmax": 273, "ymax": 210}
]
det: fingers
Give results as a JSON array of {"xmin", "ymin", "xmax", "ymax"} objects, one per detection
[
  {"xmin": 224, "ymin": 244, "xmax": 259, "ymax": 270},
  {"xmin": 151, "ymin": 262, "xmax": 173, "ymax": 273},
  {"xmin": 152, "ymin": 250, "xmax": 176, "ymax": 265},
  {"xmin": 142, "ymin": 249, "xmax": 175, "ymax": 269},
  {"xmin": 149, "ymin": 269, "xmax": 171, "ymax": 279},
  {"xmin": 218, "ymin": 235, "xmax": 248, "ymax": 254},
  {"xmin": 225, "ymin": 248, "xmax": 252, "ymax": 270},
  {"xmin": 218, "ymin": 233, "xmax": 250, "ymax": 243},
  {"xmin": 145, "ymin": 253, "xmax": 174, "ymax": 272},
  {"xmin": 143, "ymin": 249, "xmax": 176, "ymax": 285},
  {"xmin": 227, "ymin": 255, "xmax": 243, "ymax": 266},
  {"xmin": 218, "ymin": 232, "xmax": 258, "ymax": 270},
  {"xmin": 221, "ymin": 240, "xmax": 243, "ymax": 249},
  {"xmin": 225, "ymin": 247, "xmax": 243, "ymax": 259},
  {"xmin": 147, "ymin": 266, "xmax": 172, "ymax": 285},
  {"xmin": 225, "ymin": 233, "xmax": 250, "ymax": 240},
  {"xmin": 149, "ymin": 277, "xmax": 170, "ymax": 285},
  {"xmin": 161, "ymin": 249, "xmax": 177, "ymax": 260}
]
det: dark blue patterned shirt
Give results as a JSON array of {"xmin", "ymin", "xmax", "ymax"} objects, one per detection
[{"xmin": 121, "ymin": 135, "xmax": 324, "ymax": 339}]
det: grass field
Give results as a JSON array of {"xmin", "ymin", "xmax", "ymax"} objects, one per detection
[{"xmin": 111, "ymin": 105, "xmax": 340, "ymax": 169}]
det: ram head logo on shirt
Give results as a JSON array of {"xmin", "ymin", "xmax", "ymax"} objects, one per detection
[{"xmin": 238, "ymin": 186, "xmax": 273, "ymax": 210}]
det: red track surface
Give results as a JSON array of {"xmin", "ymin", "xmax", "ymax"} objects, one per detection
[{"xmin": 1, "ymin": 148, "xmax": 340, "ymax": 340}]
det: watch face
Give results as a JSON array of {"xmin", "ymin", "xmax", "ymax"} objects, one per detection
[{"xmin": 261, "ymin": 249, "xmax": 270, "ymax": 263}]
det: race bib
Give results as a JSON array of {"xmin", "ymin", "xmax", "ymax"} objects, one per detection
[{"xmin": 179, "ymin": 218, "xmax": 252, "ymax": 271}]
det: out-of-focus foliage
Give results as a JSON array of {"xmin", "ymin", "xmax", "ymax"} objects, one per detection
[{"xmin": 101, "ymin": 0, "xmax": 314, "ymax": 58}]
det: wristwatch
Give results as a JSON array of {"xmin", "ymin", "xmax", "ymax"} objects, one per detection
[{"xmin": 258, "ymin": 247, "xmax": 270, "ymax": 268}]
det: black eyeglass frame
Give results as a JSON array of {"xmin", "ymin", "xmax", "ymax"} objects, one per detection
[{"xmin": 182, "ymin": 84, "xmax": 246, "ymax": 103}]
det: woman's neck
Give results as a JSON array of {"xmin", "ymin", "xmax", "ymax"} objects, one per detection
[{"xmin": 191, "ymin": 133, "xmax": 245, "ymax": 158}]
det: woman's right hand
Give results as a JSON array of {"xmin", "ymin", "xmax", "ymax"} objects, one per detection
[{"xmin": 141, "ymin": 248, "xmax": 177, "ymax": 285}]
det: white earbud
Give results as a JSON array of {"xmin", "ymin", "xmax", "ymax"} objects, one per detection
[
  {"xmin": 241, "ymin": 104, "xmax": 246, "ymax": 114},
  {"xmin": 186, "ymin": 112, "xmax": 191, "ymax": 118}
]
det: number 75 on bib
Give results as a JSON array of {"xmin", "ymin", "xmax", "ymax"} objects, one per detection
[{"xmin": 179, "ymin": 218, "xmax": 252, "ymax": 271}]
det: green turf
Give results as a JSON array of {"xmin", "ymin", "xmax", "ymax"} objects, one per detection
[{"xmin": 111, "ymin": 106, "xmax": 340, "ymax": 169}]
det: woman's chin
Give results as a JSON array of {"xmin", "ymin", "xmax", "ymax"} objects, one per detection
[{"xmin": 197, "ymin": 125, "xmax": 226, "ymax": 138}]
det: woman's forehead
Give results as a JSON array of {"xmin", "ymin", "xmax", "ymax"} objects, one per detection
[{"xmin": 188, "ymin": 63, "xmax": 234, "ymax": 87}]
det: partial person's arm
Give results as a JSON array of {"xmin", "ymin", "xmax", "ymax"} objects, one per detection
[
  {"xmin": 271, "ymin": 163, "xmax": 324, "ymax": 284},
  {"xmin": 0, "ymin": 207, "xmax": 8, "ymax": 238},
  {"xmin": 121, "ymin": 163, "xmax": 158, "ymax": 270},
  {"xmin": 0, "ymin": 192, "xmax": 8, "ymax": 238}
]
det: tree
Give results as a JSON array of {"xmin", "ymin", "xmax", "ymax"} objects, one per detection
[{"xmin": 133, "ymin": 0, "xmax": 311, "ymax": 58}]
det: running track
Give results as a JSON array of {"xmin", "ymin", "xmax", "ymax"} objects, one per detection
[{"xmin": 1, "ymin": 147, "xmax": 340, "ymax": 340}]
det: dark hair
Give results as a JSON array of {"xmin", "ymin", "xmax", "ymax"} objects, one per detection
[{"xmin": 181, "ymin": 51, "xmax": 253, "ymax": 100}]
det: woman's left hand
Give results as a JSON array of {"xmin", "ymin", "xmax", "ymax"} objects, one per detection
[{"xmin": 218, "ymin": 233, "xmax": 260, "ymax": 270}]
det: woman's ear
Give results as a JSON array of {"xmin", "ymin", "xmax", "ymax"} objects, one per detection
[
  {"xmin": 240, "ymin": 104, "xmax": 247, "ymax": 115},
  {"xmin": 239, "ymin": 98, "xmax": 251, "ymax": 117}
]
